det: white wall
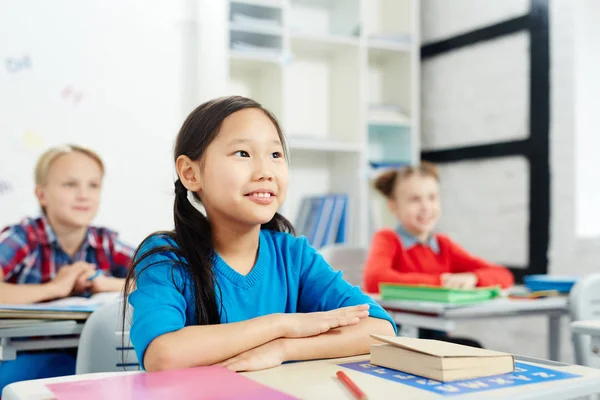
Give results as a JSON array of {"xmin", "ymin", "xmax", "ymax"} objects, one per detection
[
  {"xmin": 0, "ymin": 0, "xmax": 199, "ymax": 246},
  {"xmin": 574, "ymin": 0, "xmax": 600, "ymax": 239}
]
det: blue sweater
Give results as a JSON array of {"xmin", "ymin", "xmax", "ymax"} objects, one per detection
[{"xmin": 129, "ymin": 229, "xmax": 396, "ymax": 366}]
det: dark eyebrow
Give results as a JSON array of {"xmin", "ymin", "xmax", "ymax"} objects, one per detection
[{"xmin": 227, "ymin": 138, "xmax": 282, "ymax": 146}]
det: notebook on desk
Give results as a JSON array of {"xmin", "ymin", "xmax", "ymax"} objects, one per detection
[
  {"xmin": 47, "ymin": 366, "xmax": 297, "ymax": 400},
  {"xmin": 0, "ymin": 292, "xmax": 120, "ymax": 320},
  {"xmin": 379, "ymin": 283, "xmax": 502, "ymax": 304}
]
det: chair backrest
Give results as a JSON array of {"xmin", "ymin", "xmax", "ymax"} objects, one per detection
[
  {"xmin": 319, "ymin": 244, "xmax": 368, "ymax": 287},
  {"xmin": 569, "ymin": 273, "xmax": 600, "ymax": 368},
  {"xmin": 75, "ymin": 298, "xmax": 141, "ymax": 374}
]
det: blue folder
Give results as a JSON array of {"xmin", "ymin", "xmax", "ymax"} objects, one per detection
[{"xmin": 523, "ymin": 275, "xmax": 579, "ymax": 293}]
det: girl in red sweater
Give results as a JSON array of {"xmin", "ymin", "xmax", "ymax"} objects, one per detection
[
  {"xmin": 363, "ymin": 162, "xmax": 514, "ymax": 347},
  {"xmin": 364, "ymin": 162, "xmax": 514, "ymax": 293}
]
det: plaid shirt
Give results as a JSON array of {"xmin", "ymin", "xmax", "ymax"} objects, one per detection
[{"xmin": 0, "ymin": 216, "xmax": 134, "ymax": 284}]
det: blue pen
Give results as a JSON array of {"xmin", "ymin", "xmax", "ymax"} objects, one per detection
[{"xmin": 88, "ymin": 270, "xmax": 103, "ymax": 281}]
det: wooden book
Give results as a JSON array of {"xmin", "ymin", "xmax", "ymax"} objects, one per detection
[{"xmin": 369, "ymin": 334, "xmax": 515, "ymax": 382}]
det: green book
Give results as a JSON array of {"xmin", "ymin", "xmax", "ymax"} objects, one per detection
[{"xmin": 380, "ymin": 284, "xmax": 501, "ymax": 304}]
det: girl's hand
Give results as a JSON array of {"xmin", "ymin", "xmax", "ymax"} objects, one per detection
[
  {"xmin": 218, "ymin": 339, "xmax": 286, "ymax": 372},
  {"xmin": 282, "ymin": 304, "xmax": 370, "ymax": 338},
  {"xmin": 441, "ymin": 273, "xmax": 478, "ymax": 289}
]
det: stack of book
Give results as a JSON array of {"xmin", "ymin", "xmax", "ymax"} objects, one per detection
[{"xmin": 294, "ymin": 194, "xmax": 348, "ymax": 249}]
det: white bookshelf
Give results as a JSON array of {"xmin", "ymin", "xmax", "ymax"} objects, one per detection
[{"xmin": 199, "ymin": 0, "xmax": 420, "ymax": 246}]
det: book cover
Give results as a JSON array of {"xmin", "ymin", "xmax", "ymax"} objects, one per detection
[
  {"xmin": 335, "ymin": 195, "xmax": 348, "ymax": 244},
  {"xmin": 47, "ymin": 366, "xmax": 297, "ymax": 400},
  {"xmin": 300, "ymin": 196, "xmax": 326, "ymax": 246},
  {"xmin": 323, "ymin": 194, "xmax": 346, "ymax": 247}
]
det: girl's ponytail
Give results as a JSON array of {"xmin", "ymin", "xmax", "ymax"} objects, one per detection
[
  {"xmin": 373, "ymin": 169, "xmax": 398, "ymax": 199},
  {"xmin": 173, "ymin": 179, "xmax": 221, "ymax": 325}
]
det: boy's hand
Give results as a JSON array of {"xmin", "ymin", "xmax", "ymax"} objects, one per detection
[
  {"xmin": 72, "ymin": 262, "xmax": 98, "ymax": 294},
  {"xmin": 441, "ymin": 273, "xmax": 478, "ymax": 289},
  {"xmin": 218, "ymin": 339, "xmax": 286, "ymax": 372},
  {"xmin": 49, "ymin": 262, "xmax": 95, "ymax": 298},
  {"xmin": 90, "ymin": 275, "xmax": 125, "ymax": 294},
  {"xmin": 281, "ymin": 304, "xmax": 370, "ymax": 338}
]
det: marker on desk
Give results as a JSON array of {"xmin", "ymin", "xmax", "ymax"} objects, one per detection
[
  {"xmin": 336, "ymin": 370, "xmax": 368, "ymax": 400},
  {"xmin": 88, "ymin": 270, "xmax": 103, "ymax": 281}
]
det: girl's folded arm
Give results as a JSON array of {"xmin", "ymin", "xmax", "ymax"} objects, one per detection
[
  {"xmin": 129, "ymin": 253, "xmax": 290, "ymax": 372},
  {"xmin": 280, "ymin": 317, "xmax": 394, "ymax": 362},
  {"xmin": 143, "ymin": 313, "xmax": 286, "ymax": 372}
]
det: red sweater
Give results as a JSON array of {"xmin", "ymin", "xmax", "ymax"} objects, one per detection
[{"xmin": 363, "ymin": 229, "xmax": 514, "ymax": 293}]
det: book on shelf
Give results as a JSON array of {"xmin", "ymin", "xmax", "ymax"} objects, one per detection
[
  {"xmin": 231, "ymin": 13, "xmax": 282, "ymax": 35},
  {"xmin": 0, "ymin": 292, "xmax": 120, "ymax": 320},
  {"xmin": 368, "ymin": 161, "xmax": 411, "ymax": 171},
  {"xmin": 295, "ymin": 194, "xmax": 348, "ymax": 249},
  {"xmin": 369, "ymin": 334, "xmax": 515, "ymax": 382}
]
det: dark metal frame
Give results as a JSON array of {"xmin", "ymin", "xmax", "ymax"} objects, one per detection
[{"xmin": 420, "ymin": 0, "xmax": 550, "ymax": 282}]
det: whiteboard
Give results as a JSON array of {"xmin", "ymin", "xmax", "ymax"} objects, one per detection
[{"xmin": 0, "ymin": 0, "xmax": 198, "ymax": 246}]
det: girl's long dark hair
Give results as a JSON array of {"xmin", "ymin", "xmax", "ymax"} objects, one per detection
[{"xmin": 121, "ymin": 96, "xmax": 294, "ymax": 360}]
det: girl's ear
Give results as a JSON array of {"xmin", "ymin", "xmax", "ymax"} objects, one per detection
[
  {"xmin": 387, "ymin": 197, "xmax": 398, "ymax": 214},
  {"xmin": 176, "ymin": 155, "xmax": 202, "ymax": 192}
]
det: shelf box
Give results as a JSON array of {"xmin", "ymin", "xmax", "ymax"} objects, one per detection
[
  {"xmin": 229, "ymin": 58, "xmax": 283, "ymax": 119},
  {"xmin": 365, "ymin": 0, "xmax": 413, "ymax": 38},
  {"xmin": 289, "ymin": 0, "xmax": 360, "ymax": 37},
  {"xmin": 368, "ymin": 50, "xmax": 413, "ymax": 118},
  {"xmin": 290, "ymin": 33, "xmax": 360, "ymax": 57},
  {"xmin": 368, "ymin": 123, "xmax": 413, "ymax": 166},
  {"xmin": 285, "ymin": 36, "xmax": 361, "ymax": 144}
]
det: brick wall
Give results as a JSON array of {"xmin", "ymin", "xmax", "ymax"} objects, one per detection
[{"xmin": 421, "ymin": 0, "xmax": 600, "ymax": 361}]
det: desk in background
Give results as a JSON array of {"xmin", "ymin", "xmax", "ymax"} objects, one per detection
[
  {"xmin": 4, "ymin": 354, "xmax": 600, "ymax": 400},
  {"xmin": 571, "ymin": 320, "xmax": 600, "ymax": 362},
  {"xmin": 0, "ymin": 293, "xmax": 121, "ymax": 361},
  {"xmin": 0, "ymin": 320, "xmax": 82, "ymax": 361},
  {"xmin": 376, "ymin": 296, "xmax": 569, "ymax": 361}
]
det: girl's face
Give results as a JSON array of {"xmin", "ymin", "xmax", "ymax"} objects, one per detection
[
  {"xmin": 35, "ymin": 152, "xmax": 103, "ymax": 229},
  {"xmin": 191, "ymin": 108, "xmax": 288, "ymax": 229},
  {"xmin": 388, "ymin": 174, "xmax": 441, "ymax": 237}
]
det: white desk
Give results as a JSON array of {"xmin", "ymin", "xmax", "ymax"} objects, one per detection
[
  {"xmin": 0, "ymin": 320, "xmax": 83, "ymax": 361},
  {"xmin": 377, "ymin": 297, "xmax": 569, "ymax": 361},
  {"xmin": 571, "ymin": 320, "xmax": 600, "ymax": 359},
  {"xmin": 4, "ymin": 355, "xmax": 600, "ymax": 400},
  {"xmin": 0, "ymin": 293, "xmax": 121, "ymax": 361}
]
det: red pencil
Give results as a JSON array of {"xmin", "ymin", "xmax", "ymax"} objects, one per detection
[{"xmin": 336, "ymin": 370, "xmax": 369, "ymax": 400}]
